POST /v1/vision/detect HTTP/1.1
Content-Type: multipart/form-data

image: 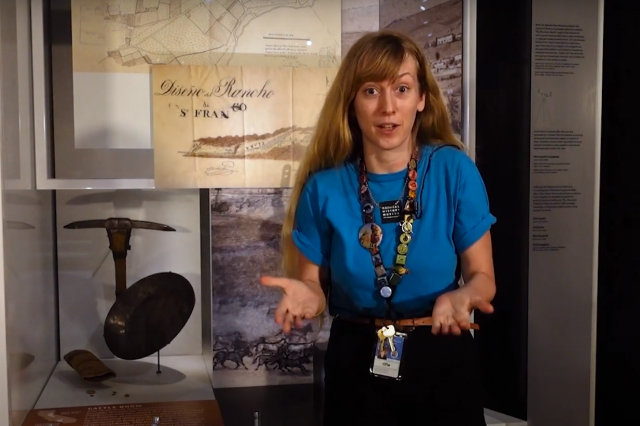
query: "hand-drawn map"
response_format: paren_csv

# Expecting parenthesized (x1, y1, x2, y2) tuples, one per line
(72, 0, 341, 71)
(70, 0, 341, 149)
(151, 64, 338, 188)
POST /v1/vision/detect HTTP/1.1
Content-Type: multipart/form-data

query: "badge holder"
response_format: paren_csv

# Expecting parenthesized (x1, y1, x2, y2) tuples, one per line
(369, 325, 408, 381)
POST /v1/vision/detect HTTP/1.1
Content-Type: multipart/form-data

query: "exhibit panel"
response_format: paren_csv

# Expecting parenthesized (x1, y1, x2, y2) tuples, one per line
(527, 0, 603, 425)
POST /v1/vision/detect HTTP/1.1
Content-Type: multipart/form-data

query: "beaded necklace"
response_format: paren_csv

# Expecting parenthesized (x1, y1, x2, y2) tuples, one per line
(356, 147, 420, 317)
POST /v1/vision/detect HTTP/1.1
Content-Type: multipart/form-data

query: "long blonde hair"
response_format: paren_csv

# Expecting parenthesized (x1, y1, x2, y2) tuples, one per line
(281, 29, 463, 279)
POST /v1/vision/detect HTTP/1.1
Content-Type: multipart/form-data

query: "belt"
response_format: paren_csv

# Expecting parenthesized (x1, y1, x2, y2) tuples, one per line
(341, 315, 480, 330)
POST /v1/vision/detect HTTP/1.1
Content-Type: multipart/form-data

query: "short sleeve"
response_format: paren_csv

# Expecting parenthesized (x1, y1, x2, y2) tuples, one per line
(291, 177, 331, 266)
(452, 156, 497, 253)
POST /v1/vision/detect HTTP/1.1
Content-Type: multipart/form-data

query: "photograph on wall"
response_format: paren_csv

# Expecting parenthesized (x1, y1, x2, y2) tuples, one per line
(380, 0, 464, 137)
(341, 0, 380, 56)
(210, 188, 331, 389)
(69, 0, 342, 150)
(151, 64, 337, 188)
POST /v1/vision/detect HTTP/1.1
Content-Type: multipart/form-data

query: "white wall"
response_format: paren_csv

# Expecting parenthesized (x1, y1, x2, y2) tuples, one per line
(55, 189, 202, 359)
(0, 2, 58, 425)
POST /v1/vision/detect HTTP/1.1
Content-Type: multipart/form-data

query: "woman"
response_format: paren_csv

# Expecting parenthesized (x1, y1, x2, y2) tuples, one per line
(260, 30, 497, 425)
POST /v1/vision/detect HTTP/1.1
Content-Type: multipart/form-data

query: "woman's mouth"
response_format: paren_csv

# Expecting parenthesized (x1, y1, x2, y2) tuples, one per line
(377, 124, 399, 133)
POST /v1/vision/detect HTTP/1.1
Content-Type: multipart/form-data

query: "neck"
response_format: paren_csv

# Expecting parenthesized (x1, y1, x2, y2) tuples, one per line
(362, 141, 415, 174)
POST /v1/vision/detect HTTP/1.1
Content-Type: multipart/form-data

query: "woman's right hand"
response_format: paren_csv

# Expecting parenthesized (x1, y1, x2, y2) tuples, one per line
(260, 276, 324, 333)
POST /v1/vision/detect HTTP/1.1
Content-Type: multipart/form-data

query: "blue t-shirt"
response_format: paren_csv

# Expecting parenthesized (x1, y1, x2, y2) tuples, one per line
(292, 144, 496, 318)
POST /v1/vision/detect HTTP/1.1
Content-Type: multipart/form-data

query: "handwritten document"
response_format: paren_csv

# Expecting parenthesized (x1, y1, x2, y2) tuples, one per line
(70, 0, 341, 149)
(151, 64, 337, 188)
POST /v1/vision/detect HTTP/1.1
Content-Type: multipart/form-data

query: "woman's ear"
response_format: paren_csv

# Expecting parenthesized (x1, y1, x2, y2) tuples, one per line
(417, 92, 427, 112)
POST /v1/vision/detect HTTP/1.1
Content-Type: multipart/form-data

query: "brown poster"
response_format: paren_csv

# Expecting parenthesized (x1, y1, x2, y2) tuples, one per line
(21, 400, 223, 426)
(151, 64, 337, 188)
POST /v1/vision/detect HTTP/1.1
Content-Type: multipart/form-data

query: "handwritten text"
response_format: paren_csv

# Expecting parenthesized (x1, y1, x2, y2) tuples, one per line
(155, 77, 275, 99)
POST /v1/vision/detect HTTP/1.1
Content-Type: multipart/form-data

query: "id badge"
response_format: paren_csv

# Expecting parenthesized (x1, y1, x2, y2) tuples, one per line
(370, 327, 407, 380)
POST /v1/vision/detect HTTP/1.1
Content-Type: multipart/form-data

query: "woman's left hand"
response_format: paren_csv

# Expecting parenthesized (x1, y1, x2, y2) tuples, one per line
(431, 287, 494, 335)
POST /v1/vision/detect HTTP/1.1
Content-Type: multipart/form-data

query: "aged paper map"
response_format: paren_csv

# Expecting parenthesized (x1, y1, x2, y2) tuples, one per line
(70, 0, 341, 149)
(151, 64, 338, 188)
(71, 0, 341, 71)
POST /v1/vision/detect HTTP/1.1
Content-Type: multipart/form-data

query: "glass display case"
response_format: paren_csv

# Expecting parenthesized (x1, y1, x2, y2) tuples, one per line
(0, 0, 532, 425)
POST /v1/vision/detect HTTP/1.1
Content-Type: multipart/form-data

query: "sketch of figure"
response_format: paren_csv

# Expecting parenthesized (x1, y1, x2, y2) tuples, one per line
(534, 88, 554, 128)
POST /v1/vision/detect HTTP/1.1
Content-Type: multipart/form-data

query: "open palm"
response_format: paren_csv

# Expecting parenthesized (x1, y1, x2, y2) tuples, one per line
(260, 276, 323, 333)
(432, 289, 494, 335)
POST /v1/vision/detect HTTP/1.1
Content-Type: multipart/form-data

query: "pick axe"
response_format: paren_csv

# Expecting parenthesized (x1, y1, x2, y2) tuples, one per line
(63, 218, 176, 297)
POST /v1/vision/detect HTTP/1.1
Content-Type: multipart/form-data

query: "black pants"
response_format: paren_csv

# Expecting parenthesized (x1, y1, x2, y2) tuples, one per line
(322, 316, 486, 426)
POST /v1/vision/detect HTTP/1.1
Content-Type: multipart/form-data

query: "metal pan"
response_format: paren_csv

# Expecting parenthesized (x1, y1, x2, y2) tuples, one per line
(103, 271, 196, 360)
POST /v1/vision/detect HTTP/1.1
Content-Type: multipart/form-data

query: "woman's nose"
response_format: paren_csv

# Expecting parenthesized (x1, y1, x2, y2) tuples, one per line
(378, 91, 396, 113)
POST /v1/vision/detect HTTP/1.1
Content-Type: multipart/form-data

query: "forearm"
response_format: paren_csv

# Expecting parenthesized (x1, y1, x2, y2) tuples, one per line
(459, 271, 496, 303)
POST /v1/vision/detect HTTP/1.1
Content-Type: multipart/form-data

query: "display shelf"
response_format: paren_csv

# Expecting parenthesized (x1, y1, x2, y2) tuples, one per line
(484, 409, 528, 426)
(27, 349, 527, 426)
(34, 355, 214, 409)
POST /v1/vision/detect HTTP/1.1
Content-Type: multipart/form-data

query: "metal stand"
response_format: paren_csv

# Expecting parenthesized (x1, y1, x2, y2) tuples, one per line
(156, 351, 161, 374)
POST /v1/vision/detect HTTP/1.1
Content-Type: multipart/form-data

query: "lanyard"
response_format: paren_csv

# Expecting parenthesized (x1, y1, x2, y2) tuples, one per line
(357, 147, 420, 318)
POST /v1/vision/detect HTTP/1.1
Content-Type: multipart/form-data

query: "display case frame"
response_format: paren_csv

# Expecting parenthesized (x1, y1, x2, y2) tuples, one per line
(3, 0, 530, 424)
(462, 0, 477, 158)
(5, 1, 36, 191)
(29, 0, 478, 191)
(30, 0, 155, 190)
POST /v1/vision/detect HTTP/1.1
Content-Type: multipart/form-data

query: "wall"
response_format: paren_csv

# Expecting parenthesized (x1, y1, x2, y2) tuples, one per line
(55, 189, 202, 359)
(527, 0, 602, 424)
(595, 1, 640, 424)
(0, 1, 58, 425)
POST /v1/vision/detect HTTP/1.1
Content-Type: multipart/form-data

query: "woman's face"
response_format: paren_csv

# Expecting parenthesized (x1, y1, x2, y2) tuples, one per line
(353, 55, 426, 154)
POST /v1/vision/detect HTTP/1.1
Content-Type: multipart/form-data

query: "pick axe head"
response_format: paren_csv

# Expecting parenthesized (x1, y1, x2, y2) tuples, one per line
(63, 217, 176, 297)
(64, 218, 176, 232)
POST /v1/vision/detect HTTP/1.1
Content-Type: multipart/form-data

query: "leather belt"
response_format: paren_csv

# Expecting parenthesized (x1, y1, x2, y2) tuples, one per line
(341, 316, 480, 330)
